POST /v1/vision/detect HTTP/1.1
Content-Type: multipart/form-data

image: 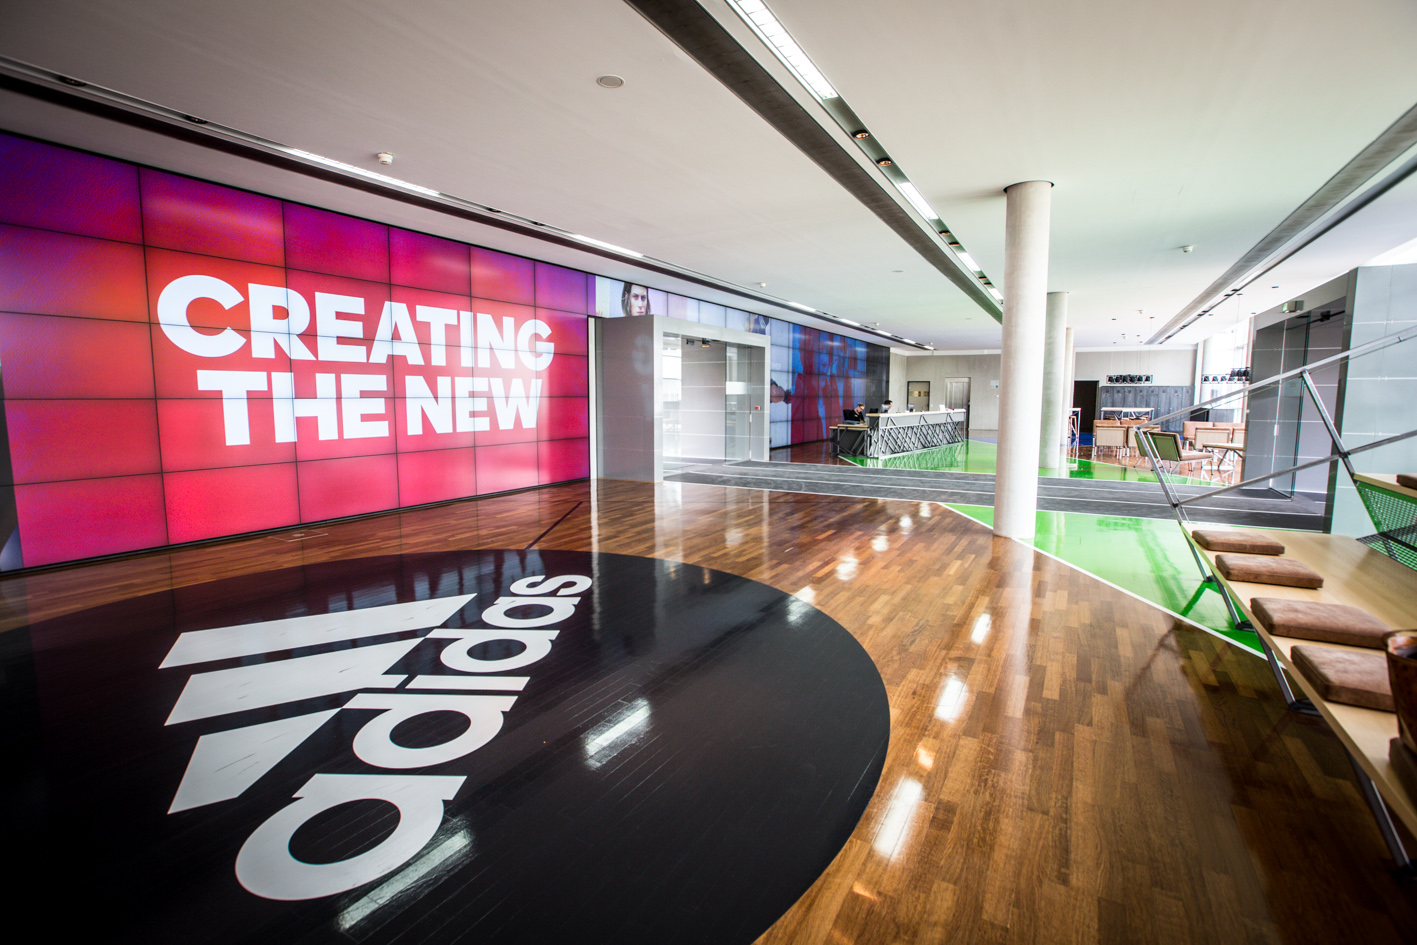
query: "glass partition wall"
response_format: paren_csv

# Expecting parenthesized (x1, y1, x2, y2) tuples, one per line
(661, 334, 763, 463)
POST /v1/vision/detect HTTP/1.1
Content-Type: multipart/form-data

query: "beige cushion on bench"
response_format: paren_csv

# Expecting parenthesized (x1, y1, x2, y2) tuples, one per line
(1398, 473, 1417, 490)
(1215, 553, 1324, 588)
(1250, 597, 1391, 648)
(1191, 529, 1285, 555)
(1292, 645, 1394, 711)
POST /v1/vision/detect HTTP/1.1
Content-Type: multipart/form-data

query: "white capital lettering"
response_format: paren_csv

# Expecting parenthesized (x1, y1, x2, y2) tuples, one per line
(476, 312, 517, 368)
(489, 377, 541, 430)
(272, 372, 338, 442)
(369, 302, 424, 365)
(341, 374, 388, 439)
(517, 319, 554, 370)
(197, 369, 267, 446)
(158, 274, 246, 358)
(315, 293, 367, 362)
(248, 284, 315, 360)
(454, 376, 489, 432)
(458, 311, 474, 368)
(405, 376, 452, 435)
(415, 306, 459, 366)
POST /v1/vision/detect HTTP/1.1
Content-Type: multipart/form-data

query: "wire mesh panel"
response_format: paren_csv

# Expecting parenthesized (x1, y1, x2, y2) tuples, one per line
(1356, 481, 1417, 571)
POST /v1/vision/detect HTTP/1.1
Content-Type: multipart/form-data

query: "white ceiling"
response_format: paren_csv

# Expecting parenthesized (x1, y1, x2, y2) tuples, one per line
(2, 0, 1416, 350)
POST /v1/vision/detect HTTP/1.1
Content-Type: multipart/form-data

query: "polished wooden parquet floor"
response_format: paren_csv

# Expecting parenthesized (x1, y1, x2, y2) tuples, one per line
(4, 478, 1415, 943)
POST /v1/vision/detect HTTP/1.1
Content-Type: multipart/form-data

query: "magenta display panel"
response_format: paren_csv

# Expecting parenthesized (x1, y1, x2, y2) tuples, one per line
(0, 132, 590, 569)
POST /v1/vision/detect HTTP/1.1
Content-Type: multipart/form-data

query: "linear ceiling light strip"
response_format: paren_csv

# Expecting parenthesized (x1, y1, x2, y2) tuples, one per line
(1152, 98, 1417, 344)
(721, 0, 1003, 308)
(0, 57, 924, 350)
(624, 0, 1002, 320)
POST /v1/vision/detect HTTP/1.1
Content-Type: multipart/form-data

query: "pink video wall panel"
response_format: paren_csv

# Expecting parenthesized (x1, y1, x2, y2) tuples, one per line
(0, 133, 590, 569)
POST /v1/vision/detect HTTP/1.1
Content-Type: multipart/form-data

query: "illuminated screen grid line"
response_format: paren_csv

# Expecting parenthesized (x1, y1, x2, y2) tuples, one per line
(0, 133, 592, 568)
(0, 131, 886, 569)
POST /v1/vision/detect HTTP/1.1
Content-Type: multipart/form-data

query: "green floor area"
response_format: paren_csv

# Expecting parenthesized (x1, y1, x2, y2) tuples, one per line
(842, 439, 1214, 486)
(948, 503, 1263, 655)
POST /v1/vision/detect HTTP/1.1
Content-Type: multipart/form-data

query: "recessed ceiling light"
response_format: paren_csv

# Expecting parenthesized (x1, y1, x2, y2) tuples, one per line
(596, 75, 625, 88)
(853, 130, 870, 139)
(876, 157, 893, 167)
(757, 282, 768, 288)
(957, 251, 982, 272)
(726, 0, 839, 99)
(897, 182, 939, 220)
(569, 233, 643, 258)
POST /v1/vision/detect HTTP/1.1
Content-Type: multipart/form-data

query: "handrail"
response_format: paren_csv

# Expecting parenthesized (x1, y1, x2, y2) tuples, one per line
(1129, 326, 1417, 667)
(1146, 324, 1417, 428)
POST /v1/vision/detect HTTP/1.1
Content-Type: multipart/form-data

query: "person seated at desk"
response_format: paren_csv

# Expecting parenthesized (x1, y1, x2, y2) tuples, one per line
(843, 403, 866, 423)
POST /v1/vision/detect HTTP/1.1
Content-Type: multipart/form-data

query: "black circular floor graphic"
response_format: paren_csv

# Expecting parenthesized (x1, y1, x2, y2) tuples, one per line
(0, 550, 889, 945)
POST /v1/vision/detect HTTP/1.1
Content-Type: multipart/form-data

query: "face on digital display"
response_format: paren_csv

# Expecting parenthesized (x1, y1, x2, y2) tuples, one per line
(622, 283, 650, 317)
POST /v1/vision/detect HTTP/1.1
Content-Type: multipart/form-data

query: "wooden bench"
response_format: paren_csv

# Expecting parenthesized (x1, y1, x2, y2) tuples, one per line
(1196, 530, 1417, 864)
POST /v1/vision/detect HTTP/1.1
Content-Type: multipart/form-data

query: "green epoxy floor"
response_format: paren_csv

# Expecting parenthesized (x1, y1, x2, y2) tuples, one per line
(948, 503, 1263, 655)
(843, 439, 1216, 486)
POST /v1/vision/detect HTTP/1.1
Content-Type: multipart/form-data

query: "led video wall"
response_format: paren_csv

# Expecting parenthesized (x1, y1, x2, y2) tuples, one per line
(593, 278, 888, 448)
(0, 132, 589, 569)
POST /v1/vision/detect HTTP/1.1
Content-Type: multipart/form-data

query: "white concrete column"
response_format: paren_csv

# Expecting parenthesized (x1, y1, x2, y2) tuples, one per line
(1063, 326, 1076, 445)
(994, 180, 1053, 542)
(1038, 291, 1069, 469)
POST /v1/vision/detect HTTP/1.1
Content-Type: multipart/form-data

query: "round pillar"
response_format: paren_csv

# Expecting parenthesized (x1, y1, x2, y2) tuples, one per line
(994, 180, 1053, 542)
(1039, 291, 1069, 469)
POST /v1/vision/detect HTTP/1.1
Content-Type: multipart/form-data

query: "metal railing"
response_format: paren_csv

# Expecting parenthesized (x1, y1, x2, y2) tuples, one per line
(1129, 325, 1417, 686)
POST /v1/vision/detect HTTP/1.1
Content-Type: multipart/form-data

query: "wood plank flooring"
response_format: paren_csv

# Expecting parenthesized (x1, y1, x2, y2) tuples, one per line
(2, 477, 1415, 943)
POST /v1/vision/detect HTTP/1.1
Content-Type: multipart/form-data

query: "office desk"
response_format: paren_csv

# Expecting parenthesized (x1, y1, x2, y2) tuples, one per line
(837, 409, 965, 458)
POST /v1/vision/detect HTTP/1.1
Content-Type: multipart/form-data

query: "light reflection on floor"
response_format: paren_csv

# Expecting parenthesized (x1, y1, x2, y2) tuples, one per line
(947, 503, 1263, 655)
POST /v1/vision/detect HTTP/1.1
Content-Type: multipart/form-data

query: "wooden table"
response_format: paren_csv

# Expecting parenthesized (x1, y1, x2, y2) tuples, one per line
(1198, 531, 1417, 845)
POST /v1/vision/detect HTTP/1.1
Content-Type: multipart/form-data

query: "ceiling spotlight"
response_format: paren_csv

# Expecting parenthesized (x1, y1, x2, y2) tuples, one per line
(376, 151, 394, 166)
(757, 282, 768, 288)
(1181, 244, 1195, 253)
(596, 75, 625, 88)
(853, 130, 871, 139)
(876, 157, 893, 167)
